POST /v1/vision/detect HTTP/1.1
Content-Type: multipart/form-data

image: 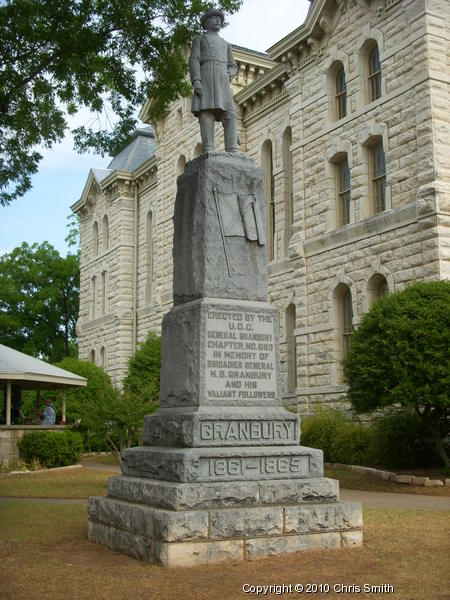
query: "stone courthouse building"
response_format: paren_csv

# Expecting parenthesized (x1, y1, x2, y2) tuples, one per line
(72, 0, 449, 414)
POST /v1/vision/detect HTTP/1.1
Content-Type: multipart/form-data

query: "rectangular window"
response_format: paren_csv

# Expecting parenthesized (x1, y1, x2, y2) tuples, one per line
(337, 159, 351, 226)
(371, 142, 386, 213)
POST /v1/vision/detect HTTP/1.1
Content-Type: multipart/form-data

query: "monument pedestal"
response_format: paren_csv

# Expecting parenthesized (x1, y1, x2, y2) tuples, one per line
(88, 153, 362, 565)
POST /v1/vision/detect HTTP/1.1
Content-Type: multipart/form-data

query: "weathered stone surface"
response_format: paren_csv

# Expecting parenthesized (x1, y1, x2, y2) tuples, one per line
(341, 530, 364, 548)
(109, 526, 151, 561)
(143, 506, 209, 542)
(209, 506, 283, 539)
(88, 520, 110, 546)
(173, 153, 267, 305)
(154, 539, 244, 567)
(121, 445, 323, 482)
(143, 407, 300, 447)
(259, 478, 339, 505)
(158, 298, 282, 410)
(284, 502, 362, 534)
(245, 532, 342, 559)
(96, 497, 132, 530)
(108, 476, 260, 510)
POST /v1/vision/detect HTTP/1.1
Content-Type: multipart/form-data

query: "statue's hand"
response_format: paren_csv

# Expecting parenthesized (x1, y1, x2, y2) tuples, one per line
(193, 81, 203, 96)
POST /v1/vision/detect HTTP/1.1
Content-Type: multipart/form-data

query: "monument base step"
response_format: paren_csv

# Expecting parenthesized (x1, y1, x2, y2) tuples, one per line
(121, 444, 323, 482)
(88, 493, 362, 566)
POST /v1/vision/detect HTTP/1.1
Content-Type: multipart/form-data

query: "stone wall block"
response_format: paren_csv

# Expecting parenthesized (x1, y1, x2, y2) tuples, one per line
(245, 531, 342, 559)
(109, 526, 151, 561)
(88, 520, 110, 546)
(209, 506, 283, 539)
(143, 507, 209, 542)
(96, 497, 132, 530)
(259, 478, 339, 505)
(154, 539, 244, 567)
(284, 502, 362, 534)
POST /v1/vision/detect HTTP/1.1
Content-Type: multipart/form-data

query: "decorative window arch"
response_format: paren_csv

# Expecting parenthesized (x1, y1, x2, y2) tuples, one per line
(91, 275, 97, 319)
(89, 349, 95, 364)
(193, 143, 203, 158)
(261, 139, 275, 261)
(92, 221, 99, 257)
(367, 43, 382, 102)
(335, 283, 353, 361)
(282, 126, 293, 255)
(102, 215, 109, 251)
(367, 273, 388, 309)
(101, 270, 107, 315)
(99, 346, 106, 369)
(176, 155, 186, 177)
(145, 210, 153, 305)
(286, 303, 297, 393)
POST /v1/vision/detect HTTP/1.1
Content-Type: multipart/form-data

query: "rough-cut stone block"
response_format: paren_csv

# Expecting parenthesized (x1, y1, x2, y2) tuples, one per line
(158, 298, 282, 410)
(96, 497, 132, 530)
(284, 502, 362, 534)
(88, 520, 110, 546)
(154, 539, 244, 567)
(121, 445, 323, 482)
(143, 406, 299, 447)
(173, 153, 267, 305)
(108, 476, 260, 510)
(341, 530, 363, 548)
(259, 478, 339, 505)
(245, 532, 342, 559)
(210, 506, 283, 539)
(109, 526, 151, 561)
(144, 506, 209, 542)
(411, 476, 429, 486)
(396, 475, 413, 484)
(424, 479, 444, 487)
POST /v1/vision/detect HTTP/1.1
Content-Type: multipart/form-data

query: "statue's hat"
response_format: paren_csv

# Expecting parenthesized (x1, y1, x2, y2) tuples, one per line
(200, 8, 225, 29)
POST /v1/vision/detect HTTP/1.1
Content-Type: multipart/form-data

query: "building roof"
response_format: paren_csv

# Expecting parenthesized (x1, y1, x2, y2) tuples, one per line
(0, 344, 87, 390)
(107, 126, 156, 173)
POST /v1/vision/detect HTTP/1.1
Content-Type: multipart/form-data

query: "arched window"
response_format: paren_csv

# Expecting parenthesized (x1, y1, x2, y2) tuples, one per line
(282, 127, 293, 255)
(100, 346, 106, 369)
(92, 221, 98, 257)
(367, 273, 388, 308)
(368, 44, 381, 102)
(101, 270, 107, 315)
(193, 143, 203, 158)
(336, 155, 351, 226)
(262, 140, 275, 261)
(176, 155, 186, 177)
(335, 284, 353, 361)
(335, 65, 347, 119)
(145, 211, 153, 305)
(89, 349, 95, 364)
(91, 275, 97, 319)
(102, 215, 109, 251)
(370, 139, 386, 214)
(286, 304, 297, 393)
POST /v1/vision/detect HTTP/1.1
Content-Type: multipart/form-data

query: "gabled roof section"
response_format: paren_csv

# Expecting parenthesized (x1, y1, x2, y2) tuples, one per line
(0, 344, 87, 389)
(107, 126, 155, 173)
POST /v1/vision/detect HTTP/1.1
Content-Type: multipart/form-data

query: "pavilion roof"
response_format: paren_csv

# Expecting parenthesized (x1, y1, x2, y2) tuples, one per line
(0, 344, 87, 390)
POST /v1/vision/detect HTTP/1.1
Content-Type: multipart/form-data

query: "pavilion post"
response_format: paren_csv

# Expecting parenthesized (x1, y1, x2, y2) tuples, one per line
(61, 389, 66, 424)
(6, 380, 11, 426)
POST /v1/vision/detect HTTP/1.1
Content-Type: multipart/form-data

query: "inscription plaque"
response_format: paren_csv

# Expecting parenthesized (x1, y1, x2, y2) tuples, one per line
(205, 307, 277, 403)
(202, 454, 311, 481)
(199, 420, 297, 444)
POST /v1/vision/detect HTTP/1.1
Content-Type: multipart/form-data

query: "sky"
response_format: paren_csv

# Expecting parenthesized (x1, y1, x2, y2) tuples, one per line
(0, 0, 311, 257)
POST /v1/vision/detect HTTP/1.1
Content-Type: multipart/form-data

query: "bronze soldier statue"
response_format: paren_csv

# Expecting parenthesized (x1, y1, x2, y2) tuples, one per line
(188, 8, 238, 153)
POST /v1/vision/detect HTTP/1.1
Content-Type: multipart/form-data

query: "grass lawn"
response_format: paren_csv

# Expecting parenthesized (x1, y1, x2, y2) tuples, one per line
(0, 467, 117, 498)
(81, 453, 119, 466)
(0, 502, 449, 599)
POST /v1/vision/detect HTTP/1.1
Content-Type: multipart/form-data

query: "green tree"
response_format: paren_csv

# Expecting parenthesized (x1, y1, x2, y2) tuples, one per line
(0, 241, 79, 361)
(52, 357, 120, 452)
(0, 0, 243, 205)
(343, 280, 450, 467)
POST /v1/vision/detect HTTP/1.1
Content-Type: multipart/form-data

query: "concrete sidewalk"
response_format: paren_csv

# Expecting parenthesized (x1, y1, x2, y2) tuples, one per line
(340, 488, 450, 511)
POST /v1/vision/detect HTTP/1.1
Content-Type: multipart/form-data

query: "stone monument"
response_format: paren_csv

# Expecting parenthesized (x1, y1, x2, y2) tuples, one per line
(87, 9, 362, 567)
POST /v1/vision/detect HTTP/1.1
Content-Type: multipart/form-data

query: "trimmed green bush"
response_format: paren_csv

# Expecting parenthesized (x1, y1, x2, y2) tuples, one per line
(371, 409, 442, 469)
(300, 408, 350, 463)
(18, 430, 83, 468)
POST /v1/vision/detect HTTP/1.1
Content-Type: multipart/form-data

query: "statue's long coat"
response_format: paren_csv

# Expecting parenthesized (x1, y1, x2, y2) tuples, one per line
(189, 33, 238, 121)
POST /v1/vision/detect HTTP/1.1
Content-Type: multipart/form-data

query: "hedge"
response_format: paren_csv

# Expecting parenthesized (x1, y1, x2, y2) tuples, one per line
(18, 430, 83, 468)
